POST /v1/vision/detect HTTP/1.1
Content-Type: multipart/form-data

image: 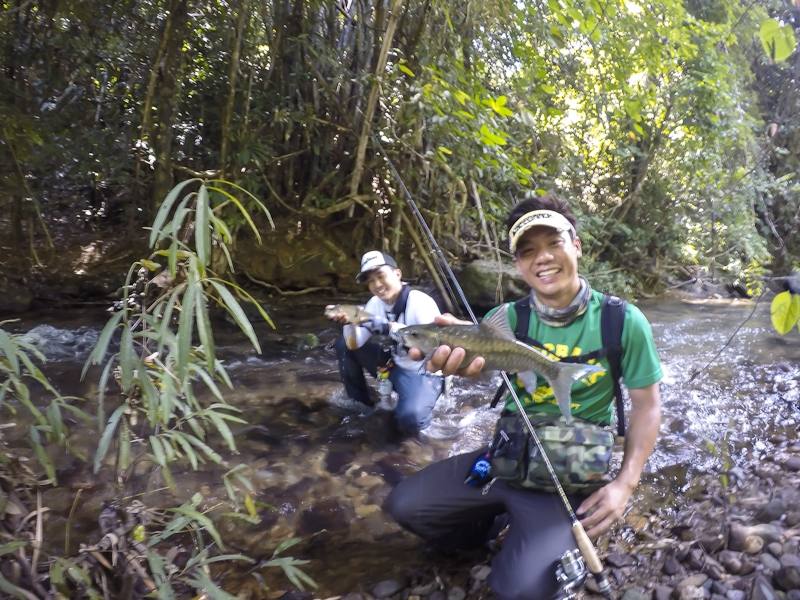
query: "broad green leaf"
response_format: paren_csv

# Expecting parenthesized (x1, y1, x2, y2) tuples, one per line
(479, 124, 507, 146)
(771, 291, 800, 335)
(759, 18, 797, 63)
(94, 404, 126, 473)
(170, 432, 199, 469)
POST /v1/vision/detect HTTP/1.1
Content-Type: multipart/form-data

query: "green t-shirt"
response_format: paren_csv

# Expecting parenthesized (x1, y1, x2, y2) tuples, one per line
(491, 289, 662, 425)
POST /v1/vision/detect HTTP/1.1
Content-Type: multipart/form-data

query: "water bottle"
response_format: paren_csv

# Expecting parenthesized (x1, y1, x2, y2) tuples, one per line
(377, 368, 392, 404)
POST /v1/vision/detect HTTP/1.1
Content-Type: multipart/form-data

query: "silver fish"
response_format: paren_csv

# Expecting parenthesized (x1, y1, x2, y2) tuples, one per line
(397, 305, 604, 422)
(324, 304, 375, 324)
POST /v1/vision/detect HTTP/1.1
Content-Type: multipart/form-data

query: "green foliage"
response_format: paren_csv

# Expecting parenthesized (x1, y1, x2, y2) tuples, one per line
(0, 324, 89, 481)
(759, 18, 798, 63)
(771, 290, 800, 335)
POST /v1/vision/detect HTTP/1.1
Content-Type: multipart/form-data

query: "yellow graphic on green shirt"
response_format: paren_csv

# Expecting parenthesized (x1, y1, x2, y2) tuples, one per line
(515, 342, 606, 410)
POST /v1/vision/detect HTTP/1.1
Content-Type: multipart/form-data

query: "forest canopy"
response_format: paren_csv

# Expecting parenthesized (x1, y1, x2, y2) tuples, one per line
(1, 0, 799, 297)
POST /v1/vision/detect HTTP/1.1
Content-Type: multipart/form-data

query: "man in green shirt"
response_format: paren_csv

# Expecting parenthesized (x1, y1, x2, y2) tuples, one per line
(386, 194, 662, 599)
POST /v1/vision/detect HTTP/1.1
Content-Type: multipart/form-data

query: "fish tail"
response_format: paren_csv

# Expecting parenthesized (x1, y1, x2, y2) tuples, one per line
(549, 362, 604, 423)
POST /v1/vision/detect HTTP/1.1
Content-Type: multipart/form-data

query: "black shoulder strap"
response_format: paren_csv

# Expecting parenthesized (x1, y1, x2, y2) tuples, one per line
(601, 294, 627, 437)
(389, 284, 412, 323)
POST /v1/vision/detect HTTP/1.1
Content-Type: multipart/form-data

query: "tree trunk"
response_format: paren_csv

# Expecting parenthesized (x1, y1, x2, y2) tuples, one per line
(150, 0, 191, 214)
(220, 0, 250, 177)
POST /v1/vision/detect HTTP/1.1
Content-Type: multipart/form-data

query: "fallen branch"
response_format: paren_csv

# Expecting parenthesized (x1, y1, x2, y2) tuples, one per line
(243, 271, 335, 296)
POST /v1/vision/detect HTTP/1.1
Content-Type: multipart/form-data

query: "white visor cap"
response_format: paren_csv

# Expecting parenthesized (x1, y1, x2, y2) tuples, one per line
(508, 210, 575, 254)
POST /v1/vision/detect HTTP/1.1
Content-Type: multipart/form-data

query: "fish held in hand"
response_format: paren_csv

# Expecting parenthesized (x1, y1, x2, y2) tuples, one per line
(397, 305, 604, 423)
(324, 304, 375, 324)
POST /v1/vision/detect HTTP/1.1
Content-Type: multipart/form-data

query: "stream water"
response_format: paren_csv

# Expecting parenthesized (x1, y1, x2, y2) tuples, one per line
(6, 294, 799, 596)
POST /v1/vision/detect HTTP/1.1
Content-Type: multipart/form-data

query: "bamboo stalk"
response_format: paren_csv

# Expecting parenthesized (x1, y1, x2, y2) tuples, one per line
(348, 0, 404, 211)
(401, 209, 454, 313)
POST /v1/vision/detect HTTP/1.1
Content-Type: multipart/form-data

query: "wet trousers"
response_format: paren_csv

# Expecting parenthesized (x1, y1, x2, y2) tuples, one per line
(385, 449, 585, 600)
(334, 336, 443, 434)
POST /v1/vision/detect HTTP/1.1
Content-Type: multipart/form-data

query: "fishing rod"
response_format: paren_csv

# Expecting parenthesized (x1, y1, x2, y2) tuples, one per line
(372, 135, 612, 598)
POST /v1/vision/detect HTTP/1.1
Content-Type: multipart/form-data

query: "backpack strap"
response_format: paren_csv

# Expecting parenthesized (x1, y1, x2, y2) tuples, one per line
(388, 284, 412, 323)
(601, 294, 627, 437)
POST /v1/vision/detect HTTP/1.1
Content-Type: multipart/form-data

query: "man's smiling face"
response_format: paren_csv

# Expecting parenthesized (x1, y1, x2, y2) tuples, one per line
(365, 266, 403, 304)
(514, 226, 582, 309)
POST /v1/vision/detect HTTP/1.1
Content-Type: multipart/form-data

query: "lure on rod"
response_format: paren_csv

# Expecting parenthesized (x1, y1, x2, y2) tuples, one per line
(372, 134, 613, 598)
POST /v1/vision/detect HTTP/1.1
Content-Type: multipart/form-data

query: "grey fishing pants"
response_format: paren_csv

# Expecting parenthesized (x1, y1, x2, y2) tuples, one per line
(385, 449, 586, 600)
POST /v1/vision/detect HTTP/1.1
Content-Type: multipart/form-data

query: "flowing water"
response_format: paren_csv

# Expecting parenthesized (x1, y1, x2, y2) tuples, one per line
(6, 295, 800, 595)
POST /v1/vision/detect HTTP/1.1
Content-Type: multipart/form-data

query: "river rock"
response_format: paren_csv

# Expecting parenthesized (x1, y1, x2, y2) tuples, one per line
(678, 574, 709, 590)
(620, 587, 650, 600)
(372, 579, 404, 598)
(768, 543, 784, 557)
(607, 551, 637, 568)
(725, 592, 746, 600)
(761, 553, 781, 572)
(470, 565, 491, 581)
(781, 554, 800, 568)
(447, 586, 466, 600)
(757, 500, 787, 523)
(664, 555, 683, 575)
(782, 456, 800, 472)
(719, 550, 745, 575)
(653, 585, 673, 600)
(774, 566, 800, 591)
(751, 575, 779, 600)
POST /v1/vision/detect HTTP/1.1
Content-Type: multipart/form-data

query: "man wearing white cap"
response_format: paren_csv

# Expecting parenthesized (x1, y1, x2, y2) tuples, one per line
(329, 250, 444, 435)
(386, 194, 662, 599)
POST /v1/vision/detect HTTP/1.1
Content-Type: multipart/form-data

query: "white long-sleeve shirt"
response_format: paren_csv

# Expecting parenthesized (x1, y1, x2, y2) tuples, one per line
(343, 287, 441, 371)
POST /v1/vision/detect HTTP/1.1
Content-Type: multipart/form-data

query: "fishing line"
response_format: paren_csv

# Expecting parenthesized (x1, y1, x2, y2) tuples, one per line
(372, 135, 612, 597)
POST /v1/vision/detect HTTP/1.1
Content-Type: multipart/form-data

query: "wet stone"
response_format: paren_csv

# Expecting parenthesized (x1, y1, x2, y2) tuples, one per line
(718, 550, 744, 575)
(607, 551, 636, 568)
(725, 591, 746, 600)
(429, 592, 447, 600)
(761, 553, 781, 572)
(677, 586, 705, 600)
(664, 555, 683, 575)
(447, 586, 466, 600)
(780, 554, 800, 569)
(757, 500, 787, 523)
(620, 587, 650, 600)
(654, 585, 674, 600)
(783, 456, 800, 472)
(470, 565, 491, 581)
(678, 574, 709, 589)
(768, 542, 784, 557)
(774, 566, 800, 591)
(751, 575, 779, 600)
(710, 581, 729, 595)
(297, 498, 354, 535)
(372, 579, 404, 598)
(787, 592, 800, 600)
(278, 592, 313, 600)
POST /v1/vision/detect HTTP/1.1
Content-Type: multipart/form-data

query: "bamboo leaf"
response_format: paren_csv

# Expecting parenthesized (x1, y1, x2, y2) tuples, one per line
(0, 330, 20, 375)
(771, 290, 800, 335)
(177, 283, 197, 378)
(188, 571, 237, 600)
(208, 281, 261, 352)
(186, 434, 223, 464)
(194, 293, 215, 372)
(149, 435, 167, 467)
(30, 427, 56, 482)
(195, 183, 211, 268)
(174, 506, 225, 550)
(170, 432, 199, 470)
(83, 311, 123, 378)
(207, 410, 236, 452)
(94, 404, 126, 473)
(149, 179, 199, 247)
(146, 550, 176, 600)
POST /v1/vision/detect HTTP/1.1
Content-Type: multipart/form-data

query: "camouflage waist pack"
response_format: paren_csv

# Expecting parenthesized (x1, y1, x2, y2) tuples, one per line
(489, 413, 614, 494)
